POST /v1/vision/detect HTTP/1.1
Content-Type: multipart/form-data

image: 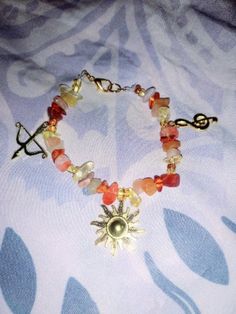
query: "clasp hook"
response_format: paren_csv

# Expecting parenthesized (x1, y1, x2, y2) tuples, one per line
(94, 78, 112, 92)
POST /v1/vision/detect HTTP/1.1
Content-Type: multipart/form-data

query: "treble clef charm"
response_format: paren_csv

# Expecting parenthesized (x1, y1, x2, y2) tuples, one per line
(174, 113, 218, 130)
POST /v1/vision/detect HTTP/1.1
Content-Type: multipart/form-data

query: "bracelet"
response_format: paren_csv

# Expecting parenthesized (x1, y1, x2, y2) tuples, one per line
(12, 69, 218, 255)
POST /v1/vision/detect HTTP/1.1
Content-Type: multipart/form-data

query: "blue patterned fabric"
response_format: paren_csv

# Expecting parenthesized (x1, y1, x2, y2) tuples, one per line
(0, 1, 235, 313)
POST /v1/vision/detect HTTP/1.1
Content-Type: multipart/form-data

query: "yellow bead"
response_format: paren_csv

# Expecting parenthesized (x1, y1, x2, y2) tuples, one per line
(61, 92, 78, 107)
(117, 188, 130, 201)
(67, 164, 78, 173)
(158, 106, 170, 123)
(47, 125, 57, 133)
(43, 130, 57, 139)
(60, 84, 82, 107)
(138, 88, 146, 97)
(129, 188, 142, 207)
(72, 161, 94, 183)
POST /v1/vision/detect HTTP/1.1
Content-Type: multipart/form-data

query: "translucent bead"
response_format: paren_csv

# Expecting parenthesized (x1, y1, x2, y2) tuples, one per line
(142, 177, 157, 196)
(96, 180, 109, 193)
(48, 102, 66, 121)
(129, 188, 142, 207)
(151, 103, 159, 117)
(53, 96, 69, 111)
(153, 175, 163, 192)
(160, 126, 179, 143)
(149, 92, 160, 109)
(55, 154, 72, 172)
(157, 106, 170, 122)
(60, 84, 82, 107)
(78, 172, 94, 188)
(156, 97, 170, 107)
(142, 87, 156, 102)
(51, 149, 65, 162)
(83, 178, 102, 195)
(162, 140, 181, 152)
(161, 173, 180, 187)
(43, 130, 58, 139)
(165, 148, 182, 163)
(72, 161, 94, 183)
(45, 137, 64, 153)
(102, 182, 119, 205)
(132, 179, 143, 194)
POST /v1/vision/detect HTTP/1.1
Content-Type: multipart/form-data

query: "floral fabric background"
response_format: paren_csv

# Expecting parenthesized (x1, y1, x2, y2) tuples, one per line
(0, 0, 235, 313)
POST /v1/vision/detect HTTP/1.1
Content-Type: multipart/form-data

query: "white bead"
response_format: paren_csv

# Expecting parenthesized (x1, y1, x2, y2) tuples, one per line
(165, 148, 182, 163)
(142, 87, 156, 102)
(73, 161, 94, 183)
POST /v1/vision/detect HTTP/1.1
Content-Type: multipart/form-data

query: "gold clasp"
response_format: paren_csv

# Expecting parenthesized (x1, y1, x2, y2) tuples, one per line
(94, 78, 112, 92)
(80, 70, 126, 93)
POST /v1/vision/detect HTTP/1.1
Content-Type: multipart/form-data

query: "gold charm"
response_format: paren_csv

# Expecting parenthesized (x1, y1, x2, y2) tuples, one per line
(174, 113, 218, 130)
(91, 201, 144, 255)
(12, 121, 48, 159)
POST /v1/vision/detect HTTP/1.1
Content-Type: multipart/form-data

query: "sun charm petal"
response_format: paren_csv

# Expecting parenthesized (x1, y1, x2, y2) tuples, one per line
(91, 201, 144, 255)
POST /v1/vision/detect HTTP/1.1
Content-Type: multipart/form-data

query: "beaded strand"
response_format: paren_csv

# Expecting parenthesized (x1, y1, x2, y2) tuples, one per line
(42, 75, 182, 209)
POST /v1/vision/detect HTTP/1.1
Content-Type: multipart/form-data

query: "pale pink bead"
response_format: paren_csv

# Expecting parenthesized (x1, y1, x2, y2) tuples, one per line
(53, 95, 69, 111)
(165, 148, 182, 164)
(45, 136, 60, 148)
(45, 137, 64, 153)
(132, 179, 143, 194)
(55, 154, 72, 172)
(78, 172, 94, 188)
(166, 148, 181, 158)
(151, 103, 159, 117)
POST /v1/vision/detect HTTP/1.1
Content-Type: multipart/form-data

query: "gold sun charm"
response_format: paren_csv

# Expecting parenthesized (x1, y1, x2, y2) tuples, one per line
(90, 201, 144, 255)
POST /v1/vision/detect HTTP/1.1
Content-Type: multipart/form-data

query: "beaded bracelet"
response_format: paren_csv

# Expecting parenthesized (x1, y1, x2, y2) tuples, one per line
(12, 69, 218, 255)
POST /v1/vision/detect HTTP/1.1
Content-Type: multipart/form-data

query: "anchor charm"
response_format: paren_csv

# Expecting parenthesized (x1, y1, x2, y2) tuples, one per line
(12, 121, 48, 159)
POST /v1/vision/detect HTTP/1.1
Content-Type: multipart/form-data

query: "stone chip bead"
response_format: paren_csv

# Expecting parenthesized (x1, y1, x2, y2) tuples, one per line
(51, 149, 65, 162)
(165, 148, 182, 164)
(162, 140, 181, 152)
(142, 177, 157, 196)
(72, 161, 94, 183)
(149, 92, 160, 109)
(97, 180, 109, 193)
(55, 154, 72, 172)
(157, 98, 170, 107)
(102, 182, 119, 205)
(60, 84, 83, 107)
(53, 95, 69, 112)
(83, 178, 102, 195)
(44, 136, 64, 153)
(132, 179, 143, 194)
(129, 188, 142, 207)
(78, 172, 94, 188)
(161, 173, 180, 187)
(160, 125, 179, 143)
(43, 130, 58, 139)
(157, 106, 170, 123)
(153, 175, 163, 192)
(48, 102, 66, 121)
